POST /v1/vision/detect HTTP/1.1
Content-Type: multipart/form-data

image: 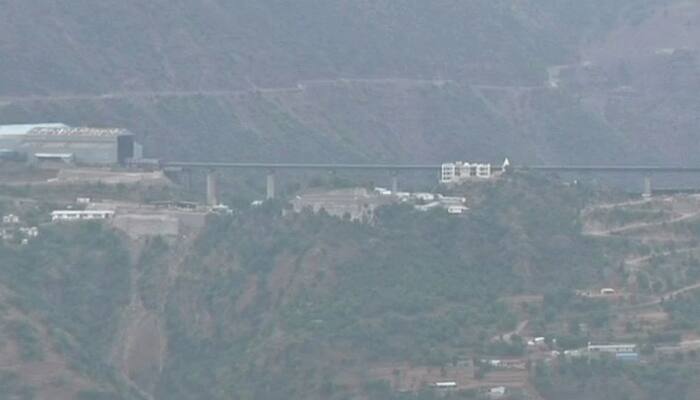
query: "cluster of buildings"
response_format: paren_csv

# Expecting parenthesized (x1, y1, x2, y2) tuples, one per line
(0, 214, 39, 245)
(440, 158, 510, 185)
(291, 188, 395, 222)
(480, 358, 527, 370)
(0, 123, 142, 165)
(411, 193, 468, 214)
(524, 334, 641, 364)
(576, 288, 619, 297)
(47, 197, 211, 239)
(432, 381, 508, 398)
(290, 187, 469, 222)
(547, 343, 639, 363)
(587, 343, 639, 362)
(49, 197, 116, 223)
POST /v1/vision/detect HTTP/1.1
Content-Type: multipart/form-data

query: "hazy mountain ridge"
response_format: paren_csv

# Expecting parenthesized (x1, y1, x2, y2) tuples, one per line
(0, 1, 563, 95)
(0, 1, 692, 165)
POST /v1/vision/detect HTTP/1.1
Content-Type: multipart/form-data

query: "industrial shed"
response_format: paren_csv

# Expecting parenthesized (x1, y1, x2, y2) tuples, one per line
(0, 123, 68, 149)
(0, 123, 138, 165)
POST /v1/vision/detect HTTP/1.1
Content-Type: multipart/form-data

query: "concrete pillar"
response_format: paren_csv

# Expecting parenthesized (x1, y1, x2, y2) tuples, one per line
(643, 176, 652, 198)
(206, 169, 219, 206)
(391, 172, 399, 194)
(266, 170, 276, 200)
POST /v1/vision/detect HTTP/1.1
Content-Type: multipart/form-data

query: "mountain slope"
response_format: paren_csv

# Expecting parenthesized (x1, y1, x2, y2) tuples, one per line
(0, 1, 565, 95)
(0, 0, 679, 166)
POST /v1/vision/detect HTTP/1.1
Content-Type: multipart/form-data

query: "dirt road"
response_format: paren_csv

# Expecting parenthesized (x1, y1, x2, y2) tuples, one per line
(492, 320, 529, 342)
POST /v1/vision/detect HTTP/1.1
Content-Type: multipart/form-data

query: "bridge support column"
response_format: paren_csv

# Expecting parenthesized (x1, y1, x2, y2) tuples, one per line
(643, 176, 652, 198)
(186, 168, 193, 192)
(266, 170, 276, 200)
(206, 169, 219, 206)
(391, 172, 399, 194)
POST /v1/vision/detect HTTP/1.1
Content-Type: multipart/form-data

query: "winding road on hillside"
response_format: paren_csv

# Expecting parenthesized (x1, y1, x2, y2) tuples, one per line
(619, 281, 700, 311)
(0, 78, 551, 105)
(491, 320, 529, 343)
(626, 246, 700, 268)
(581, 198, 654, 215)
(583, 210, 700, 237)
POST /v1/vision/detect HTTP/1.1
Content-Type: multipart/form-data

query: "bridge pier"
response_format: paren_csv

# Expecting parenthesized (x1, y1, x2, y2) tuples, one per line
(266, 170, 276, 200)
(206, 169, 219, 206)
(391, 171, 399, 194)
(643, 176, 652, 198)
(186, 168, 193, 192)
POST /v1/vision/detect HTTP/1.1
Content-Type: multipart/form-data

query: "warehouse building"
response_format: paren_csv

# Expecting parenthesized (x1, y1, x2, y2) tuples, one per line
(0, 123, 141, 165)
(0, 123, 68, 149)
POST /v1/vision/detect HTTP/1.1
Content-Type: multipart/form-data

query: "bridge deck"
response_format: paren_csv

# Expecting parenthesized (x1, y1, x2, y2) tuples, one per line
(163, 161, 700, 174)
(164, 162, 441, 171)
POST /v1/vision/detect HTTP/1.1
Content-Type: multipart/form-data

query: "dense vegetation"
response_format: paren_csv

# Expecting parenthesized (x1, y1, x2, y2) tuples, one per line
(0, 222, 134, 398)
(151, 175, 609, 399)
(536, 357, 699, 400)
(0, 173, 698, 399)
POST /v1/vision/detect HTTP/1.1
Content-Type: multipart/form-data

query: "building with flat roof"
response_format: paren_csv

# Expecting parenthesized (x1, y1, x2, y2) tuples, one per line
(441, 161, 493, 184)
(51, 210, 115, 222)
(0, 123, 138, 165)
(291, 188, 396, 221)
(588, 343, 637, 353)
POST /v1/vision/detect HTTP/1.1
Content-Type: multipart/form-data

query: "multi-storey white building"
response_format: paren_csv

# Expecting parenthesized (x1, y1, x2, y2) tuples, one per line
(440, 158, 510, 184)
(2, 214, 20, 224)
(441, 162, 493, 183)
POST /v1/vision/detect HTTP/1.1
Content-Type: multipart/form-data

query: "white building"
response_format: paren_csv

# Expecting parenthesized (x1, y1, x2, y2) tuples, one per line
(373, 187, 392, 196)
(475, 164, 492, 178)
(19, 227, 39, 237)
(587, 343, 637, 353)
(415, 202, 440, 212)
(2, 214, 20, 224)
(434, 382, 457, 389)
(0, 229, 12, 240)
(51, 210, 115, 222)
(441, 163, 457, 183)
(441, 161, 494, 184)
(413, 192, 436, 202)
(437, 195, 467, 205)
(488, 386, 507, 398)
(447, 205, 469, 214)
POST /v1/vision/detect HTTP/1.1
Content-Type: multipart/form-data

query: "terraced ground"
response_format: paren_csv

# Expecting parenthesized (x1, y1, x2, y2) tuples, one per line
(580, 195, 700, 328)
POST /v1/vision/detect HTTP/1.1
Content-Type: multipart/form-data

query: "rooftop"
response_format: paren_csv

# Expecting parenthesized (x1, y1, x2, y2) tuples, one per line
(51, 210, 115, 215)
(0, 123, 68, 136)
(34, 153, 74, 158)
(27, 127, 132, 138)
